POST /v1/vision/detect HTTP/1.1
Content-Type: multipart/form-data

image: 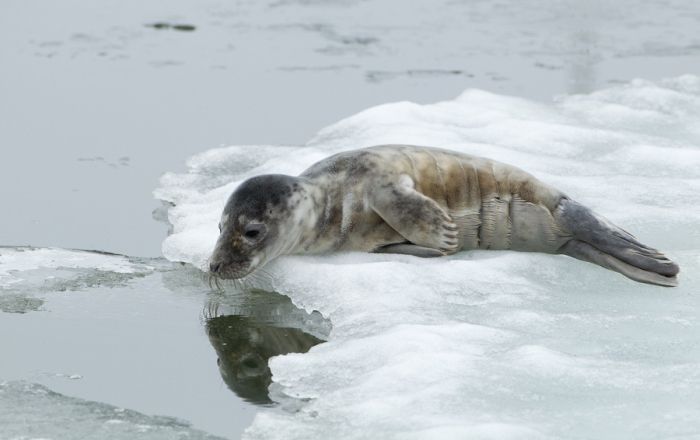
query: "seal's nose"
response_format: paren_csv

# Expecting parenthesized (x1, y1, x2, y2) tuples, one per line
(210, 262, 222, 273)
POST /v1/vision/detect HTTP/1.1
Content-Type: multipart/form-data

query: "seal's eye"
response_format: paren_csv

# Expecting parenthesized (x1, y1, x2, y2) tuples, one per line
(243, 223, 266, 241)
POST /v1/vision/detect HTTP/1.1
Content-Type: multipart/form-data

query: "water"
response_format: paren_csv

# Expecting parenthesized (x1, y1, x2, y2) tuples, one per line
(0, 381, 227, 440)
(0, 247, 329, 439)
(2, 0, 699, 256)
(1, 0, 700, 438)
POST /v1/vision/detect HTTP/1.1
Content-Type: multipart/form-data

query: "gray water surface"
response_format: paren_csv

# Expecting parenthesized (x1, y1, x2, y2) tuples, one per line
(0, 249, 329, 439)
(1, 0, 699, 257)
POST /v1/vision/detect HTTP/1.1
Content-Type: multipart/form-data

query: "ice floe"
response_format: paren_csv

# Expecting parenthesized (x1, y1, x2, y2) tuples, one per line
(0, 381, 226, 440)
(0, 247, 156, 313)
(155, 77, 700, 439)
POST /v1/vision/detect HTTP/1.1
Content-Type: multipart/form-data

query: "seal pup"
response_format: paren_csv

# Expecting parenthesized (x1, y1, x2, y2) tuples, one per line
(209, 145, 679, 287)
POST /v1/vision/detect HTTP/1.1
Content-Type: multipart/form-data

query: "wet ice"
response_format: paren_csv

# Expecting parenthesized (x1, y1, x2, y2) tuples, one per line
(0, 247, 156, 314)
(0, 381, 226, 440)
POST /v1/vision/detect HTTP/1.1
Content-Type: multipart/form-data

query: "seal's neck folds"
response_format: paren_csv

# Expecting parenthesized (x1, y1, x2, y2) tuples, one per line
(284, 178, 332, 254)
(276, 179, 327, 256)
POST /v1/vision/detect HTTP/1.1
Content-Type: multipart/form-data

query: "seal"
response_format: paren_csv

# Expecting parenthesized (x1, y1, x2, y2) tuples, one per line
(209, 145, 680, 286)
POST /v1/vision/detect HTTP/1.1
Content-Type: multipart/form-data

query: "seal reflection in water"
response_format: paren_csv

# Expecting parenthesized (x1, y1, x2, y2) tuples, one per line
(206, 315, 323, 404)
(209, 145, 680, 287)
(205, 291, 328, 404)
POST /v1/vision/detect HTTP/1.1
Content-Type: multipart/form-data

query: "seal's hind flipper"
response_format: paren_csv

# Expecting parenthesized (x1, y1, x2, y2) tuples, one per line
(555, 198, 679, 286)
(560, 240, 678, 287)
(369, 175, 459, 253)
(373, 243, 446, 258)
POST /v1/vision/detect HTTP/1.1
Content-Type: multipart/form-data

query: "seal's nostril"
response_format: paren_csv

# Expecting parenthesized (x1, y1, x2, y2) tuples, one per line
(210, 262, 221, 273)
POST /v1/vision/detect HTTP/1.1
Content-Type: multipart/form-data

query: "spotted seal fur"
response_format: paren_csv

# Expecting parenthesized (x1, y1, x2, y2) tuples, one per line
(209, 145, 679, 286)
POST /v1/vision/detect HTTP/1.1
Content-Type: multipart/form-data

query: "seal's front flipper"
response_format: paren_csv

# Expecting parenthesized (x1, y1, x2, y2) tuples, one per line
(369, 176, 459, 253)
(560, 240, 678, 287)
(373, 243, 446, 258)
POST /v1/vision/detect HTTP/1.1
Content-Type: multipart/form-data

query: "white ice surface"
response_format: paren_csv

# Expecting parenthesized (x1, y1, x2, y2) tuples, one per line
(155, 77, 700, 439)
(0, 247, 152, 287)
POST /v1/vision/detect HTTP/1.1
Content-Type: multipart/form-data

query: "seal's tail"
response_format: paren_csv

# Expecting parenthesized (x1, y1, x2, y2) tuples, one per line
(555, 198, 679, 287)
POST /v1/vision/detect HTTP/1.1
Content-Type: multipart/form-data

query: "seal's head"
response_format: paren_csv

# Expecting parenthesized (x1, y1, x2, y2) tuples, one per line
(209, 174, 313, 279)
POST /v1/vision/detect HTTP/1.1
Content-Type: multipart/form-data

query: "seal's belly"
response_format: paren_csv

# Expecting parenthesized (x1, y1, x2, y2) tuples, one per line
(448, 194, 569, 253)
(398, 148, 570, 253)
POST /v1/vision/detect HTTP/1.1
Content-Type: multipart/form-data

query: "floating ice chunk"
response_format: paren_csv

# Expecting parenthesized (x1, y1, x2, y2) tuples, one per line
(0, 294, 44, 314)
(50, 372, 84, 381)
(0, 381, 225, 440)
(155, 77, 700, 439)
(0, 247, 155, 288)
(0, 247, 152, 284)
(0, 247, 157, 313)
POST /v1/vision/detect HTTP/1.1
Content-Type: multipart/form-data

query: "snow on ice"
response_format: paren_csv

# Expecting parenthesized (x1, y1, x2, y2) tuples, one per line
(156, 77, 700, 439)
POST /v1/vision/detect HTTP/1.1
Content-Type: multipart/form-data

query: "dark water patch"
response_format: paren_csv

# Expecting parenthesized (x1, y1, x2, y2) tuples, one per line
(145, 22, 197, 32)
(173, 24, 197, 32)
(272, 22, 378, 55)
(148, 22, 171, 30)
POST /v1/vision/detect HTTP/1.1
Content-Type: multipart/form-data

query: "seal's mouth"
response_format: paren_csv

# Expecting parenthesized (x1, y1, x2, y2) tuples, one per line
(210, 264, 253, 280)
(209, 254, 263, 281)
